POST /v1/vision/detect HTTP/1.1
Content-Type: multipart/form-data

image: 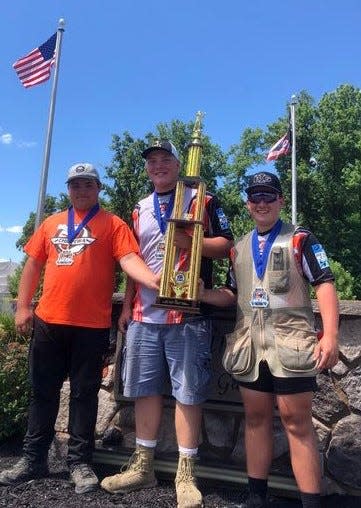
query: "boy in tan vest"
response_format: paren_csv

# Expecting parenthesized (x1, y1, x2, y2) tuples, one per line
(200, 171, 339, 508)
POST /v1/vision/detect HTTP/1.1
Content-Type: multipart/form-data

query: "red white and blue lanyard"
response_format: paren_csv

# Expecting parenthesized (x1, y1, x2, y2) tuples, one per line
(67, 204, 99, 244)
(153, 190, 175, 235)
(252, 219, 282, 279)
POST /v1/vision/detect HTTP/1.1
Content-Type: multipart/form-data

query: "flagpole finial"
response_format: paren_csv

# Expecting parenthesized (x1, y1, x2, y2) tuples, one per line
(58, 18, 65, 30)
(290, 94, 297, 104)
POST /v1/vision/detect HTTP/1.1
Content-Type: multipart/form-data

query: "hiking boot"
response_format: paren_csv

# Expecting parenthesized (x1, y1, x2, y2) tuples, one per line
(175, 454, 203, 508)
(70, 463, 99, 494)
(236, 493, 269, 508)
(0, 457, 49, 486)
(100, 445, 157, 494)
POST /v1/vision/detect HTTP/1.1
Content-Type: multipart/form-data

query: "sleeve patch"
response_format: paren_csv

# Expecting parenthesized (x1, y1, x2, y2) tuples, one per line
(312, 244, 330, 269)
(215, 208, 229, 230)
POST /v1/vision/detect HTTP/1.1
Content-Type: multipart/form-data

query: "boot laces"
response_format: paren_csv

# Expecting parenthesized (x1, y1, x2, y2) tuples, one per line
(122, 449, 147, 473)
(74, 463, 95, 478)
(176, 457, 196, 484)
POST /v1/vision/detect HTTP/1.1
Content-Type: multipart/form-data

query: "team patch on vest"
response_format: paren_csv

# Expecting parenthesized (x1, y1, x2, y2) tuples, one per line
(216, 208, 229, 230)
(250, 287, 269, 308)
(312, 244, 329, 269)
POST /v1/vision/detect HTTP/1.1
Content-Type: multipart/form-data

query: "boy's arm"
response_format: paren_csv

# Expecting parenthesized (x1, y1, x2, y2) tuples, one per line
(199, 281, 236, 307)
(174, 194, 233, 259)
(313, 281, 339, 370)
(174, 230, 233, 259)
(15, 256, 44, 334)
(119, 252, 159, 291)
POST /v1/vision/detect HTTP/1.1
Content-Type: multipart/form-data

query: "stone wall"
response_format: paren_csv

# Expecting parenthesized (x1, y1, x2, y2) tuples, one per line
(55, 299, 361, 495)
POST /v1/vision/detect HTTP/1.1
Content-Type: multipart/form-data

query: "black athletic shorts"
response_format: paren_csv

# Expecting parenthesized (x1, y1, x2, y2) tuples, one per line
(237, 360, 318, 395)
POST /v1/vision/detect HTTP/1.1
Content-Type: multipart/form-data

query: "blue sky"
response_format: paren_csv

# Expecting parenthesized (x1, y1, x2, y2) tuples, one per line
(1, 0, 361, 262)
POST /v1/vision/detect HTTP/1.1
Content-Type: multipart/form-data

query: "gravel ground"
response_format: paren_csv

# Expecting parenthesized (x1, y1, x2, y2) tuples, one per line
(0, 437, 359, 507)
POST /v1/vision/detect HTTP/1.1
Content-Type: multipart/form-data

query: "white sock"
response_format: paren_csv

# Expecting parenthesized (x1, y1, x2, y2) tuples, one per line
(136, 438, 157, 448)
(178, 446, 198, 457)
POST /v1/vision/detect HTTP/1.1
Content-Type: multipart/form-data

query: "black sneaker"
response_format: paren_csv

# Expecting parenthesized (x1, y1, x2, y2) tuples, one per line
(236, 493, 269, 508)
(70, 463, 99, 494)
(0, 457, 49, 486)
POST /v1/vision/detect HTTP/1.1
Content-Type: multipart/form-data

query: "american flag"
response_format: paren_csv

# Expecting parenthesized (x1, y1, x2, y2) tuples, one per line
(13, 33, 56, 88)
(266, 130, 291, 161)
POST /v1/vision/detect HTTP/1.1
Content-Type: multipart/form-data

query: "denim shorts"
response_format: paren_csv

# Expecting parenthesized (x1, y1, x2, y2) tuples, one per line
(122, 318, 212, 404)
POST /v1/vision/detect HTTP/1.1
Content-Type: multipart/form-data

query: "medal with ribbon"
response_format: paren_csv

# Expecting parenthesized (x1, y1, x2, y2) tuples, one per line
(250, 219, 282, 308)
(67, 203, 100, 244)
(153, 190, 175, 235)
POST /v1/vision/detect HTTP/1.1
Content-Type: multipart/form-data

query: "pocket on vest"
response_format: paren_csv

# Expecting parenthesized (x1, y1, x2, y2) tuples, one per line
(269, 247, 290, 294)
(222, 327, 254, 376)
(274, 324, 317, 372)
(268, 270, 290, 294)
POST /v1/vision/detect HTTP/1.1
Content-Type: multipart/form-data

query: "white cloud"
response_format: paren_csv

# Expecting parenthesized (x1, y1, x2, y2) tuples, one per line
(0, 126, 36, 148)
(6, 226, 23, 234)
(0, 225, 23, 234)
(1, 133, 13, 144)
(17, 140, 37, 148)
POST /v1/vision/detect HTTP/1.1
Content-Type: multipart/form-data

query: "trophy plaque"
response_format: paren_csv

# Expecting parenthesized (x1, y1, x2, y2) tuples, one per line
(153, 111, 206, 313)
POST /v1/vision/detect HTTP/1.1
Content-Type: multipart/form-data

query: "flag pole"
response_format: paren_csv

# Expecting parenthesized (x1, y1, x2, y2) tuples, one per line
(290, 94, 297, 225)
(35, 18, 65, 230)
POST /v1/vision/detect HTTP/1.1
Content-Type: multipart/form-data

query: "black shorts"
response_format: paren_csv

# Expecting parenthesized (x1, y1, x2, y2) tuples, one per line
(237, 361, 318, 395)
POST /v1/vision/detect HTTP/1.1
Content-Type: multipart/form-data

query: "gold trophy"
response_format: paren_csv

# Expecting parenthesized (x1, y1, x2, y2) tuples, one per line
(154, 111, 206, 313)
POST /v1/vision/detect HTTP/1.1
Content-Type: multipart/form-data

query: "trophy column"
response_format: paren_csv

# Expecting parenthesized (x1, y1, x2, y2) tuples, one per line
(154, 111, 206, 313)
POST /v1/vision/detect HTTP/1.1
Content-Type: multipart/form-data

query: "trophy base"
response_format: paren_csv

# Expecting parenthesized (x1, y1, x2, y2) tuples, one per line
(153, 296, 200, 314)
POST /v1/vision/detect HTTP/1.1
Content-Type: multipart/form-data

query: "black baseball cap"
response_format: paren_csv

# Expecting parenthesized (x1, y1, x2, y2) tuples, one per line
(142, 139, 179, 161)
(245, 171, 282, 195)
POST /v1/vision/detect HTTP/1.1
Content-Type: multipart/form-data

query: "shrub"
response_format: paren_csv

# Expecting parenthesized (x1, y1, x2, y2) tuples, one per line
(0, 312, 30, 441)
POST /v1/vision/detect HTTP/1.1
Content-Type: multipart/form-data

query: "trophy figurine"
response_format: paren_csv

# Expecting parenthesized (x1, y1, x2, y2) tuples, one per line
(154, 111, 206, 313)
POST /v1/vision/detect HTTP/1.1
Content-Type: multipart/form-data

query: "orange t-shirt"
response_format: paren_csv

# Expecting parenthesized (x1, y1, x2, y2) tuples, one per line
(25, 208, 139, 328)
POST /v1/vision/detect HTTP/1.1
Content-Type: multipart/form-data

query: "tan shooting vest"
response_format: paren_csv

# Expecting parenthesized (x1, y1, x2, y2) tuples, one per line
(223, 222, 318, 380)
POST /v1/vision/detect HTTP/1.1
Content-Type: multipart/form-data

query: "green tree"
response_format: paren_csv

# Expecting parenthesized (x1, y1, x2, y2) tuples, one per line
(266, 85, 361, 298)
(329, 259, 356, 300)
(222, 127, 265, 238)
(102, 132, 153, 225)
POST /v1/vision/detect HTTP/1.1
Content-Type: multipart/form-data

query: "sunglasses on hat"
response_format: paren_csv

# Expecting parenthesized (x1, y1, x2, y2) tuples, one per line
(247, 192, 279, 204)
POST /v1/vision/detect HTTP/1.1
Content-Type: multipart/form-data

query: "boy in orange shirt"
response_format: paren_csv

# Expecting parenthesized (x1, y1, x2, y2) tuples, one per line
(0, 163, 159, 494)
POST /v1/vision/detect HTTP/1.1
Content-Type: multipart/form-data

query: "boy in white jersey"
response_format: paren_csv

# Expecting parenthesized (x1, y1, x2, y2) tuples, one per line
(199, 171, 339, 508)
(101, 140, 233, 507)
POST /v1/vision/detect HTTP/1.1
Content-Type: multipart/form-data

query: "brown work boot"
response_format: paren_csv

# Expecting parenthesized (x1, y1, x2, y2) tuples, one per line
(100, 445, 157, 494)
(175, 454, 203, 508)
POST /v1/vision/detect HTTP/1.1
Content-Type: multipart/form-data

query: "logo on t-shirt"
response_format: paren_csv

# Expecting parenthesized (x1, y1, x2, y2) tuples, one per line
(51, 224, 96, 265)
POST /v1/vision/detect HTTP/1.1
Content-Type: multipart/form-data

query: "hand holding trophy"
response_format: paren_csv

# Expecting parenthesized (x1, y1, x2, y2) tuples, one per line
(154, 111, 206, 313)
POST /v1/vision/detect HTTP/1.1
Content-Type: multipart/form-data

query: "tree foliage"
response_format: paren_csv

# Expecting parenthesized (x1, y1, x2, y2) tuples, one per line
(329, 259, 356, 300)
(268, 84, 361, 297)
